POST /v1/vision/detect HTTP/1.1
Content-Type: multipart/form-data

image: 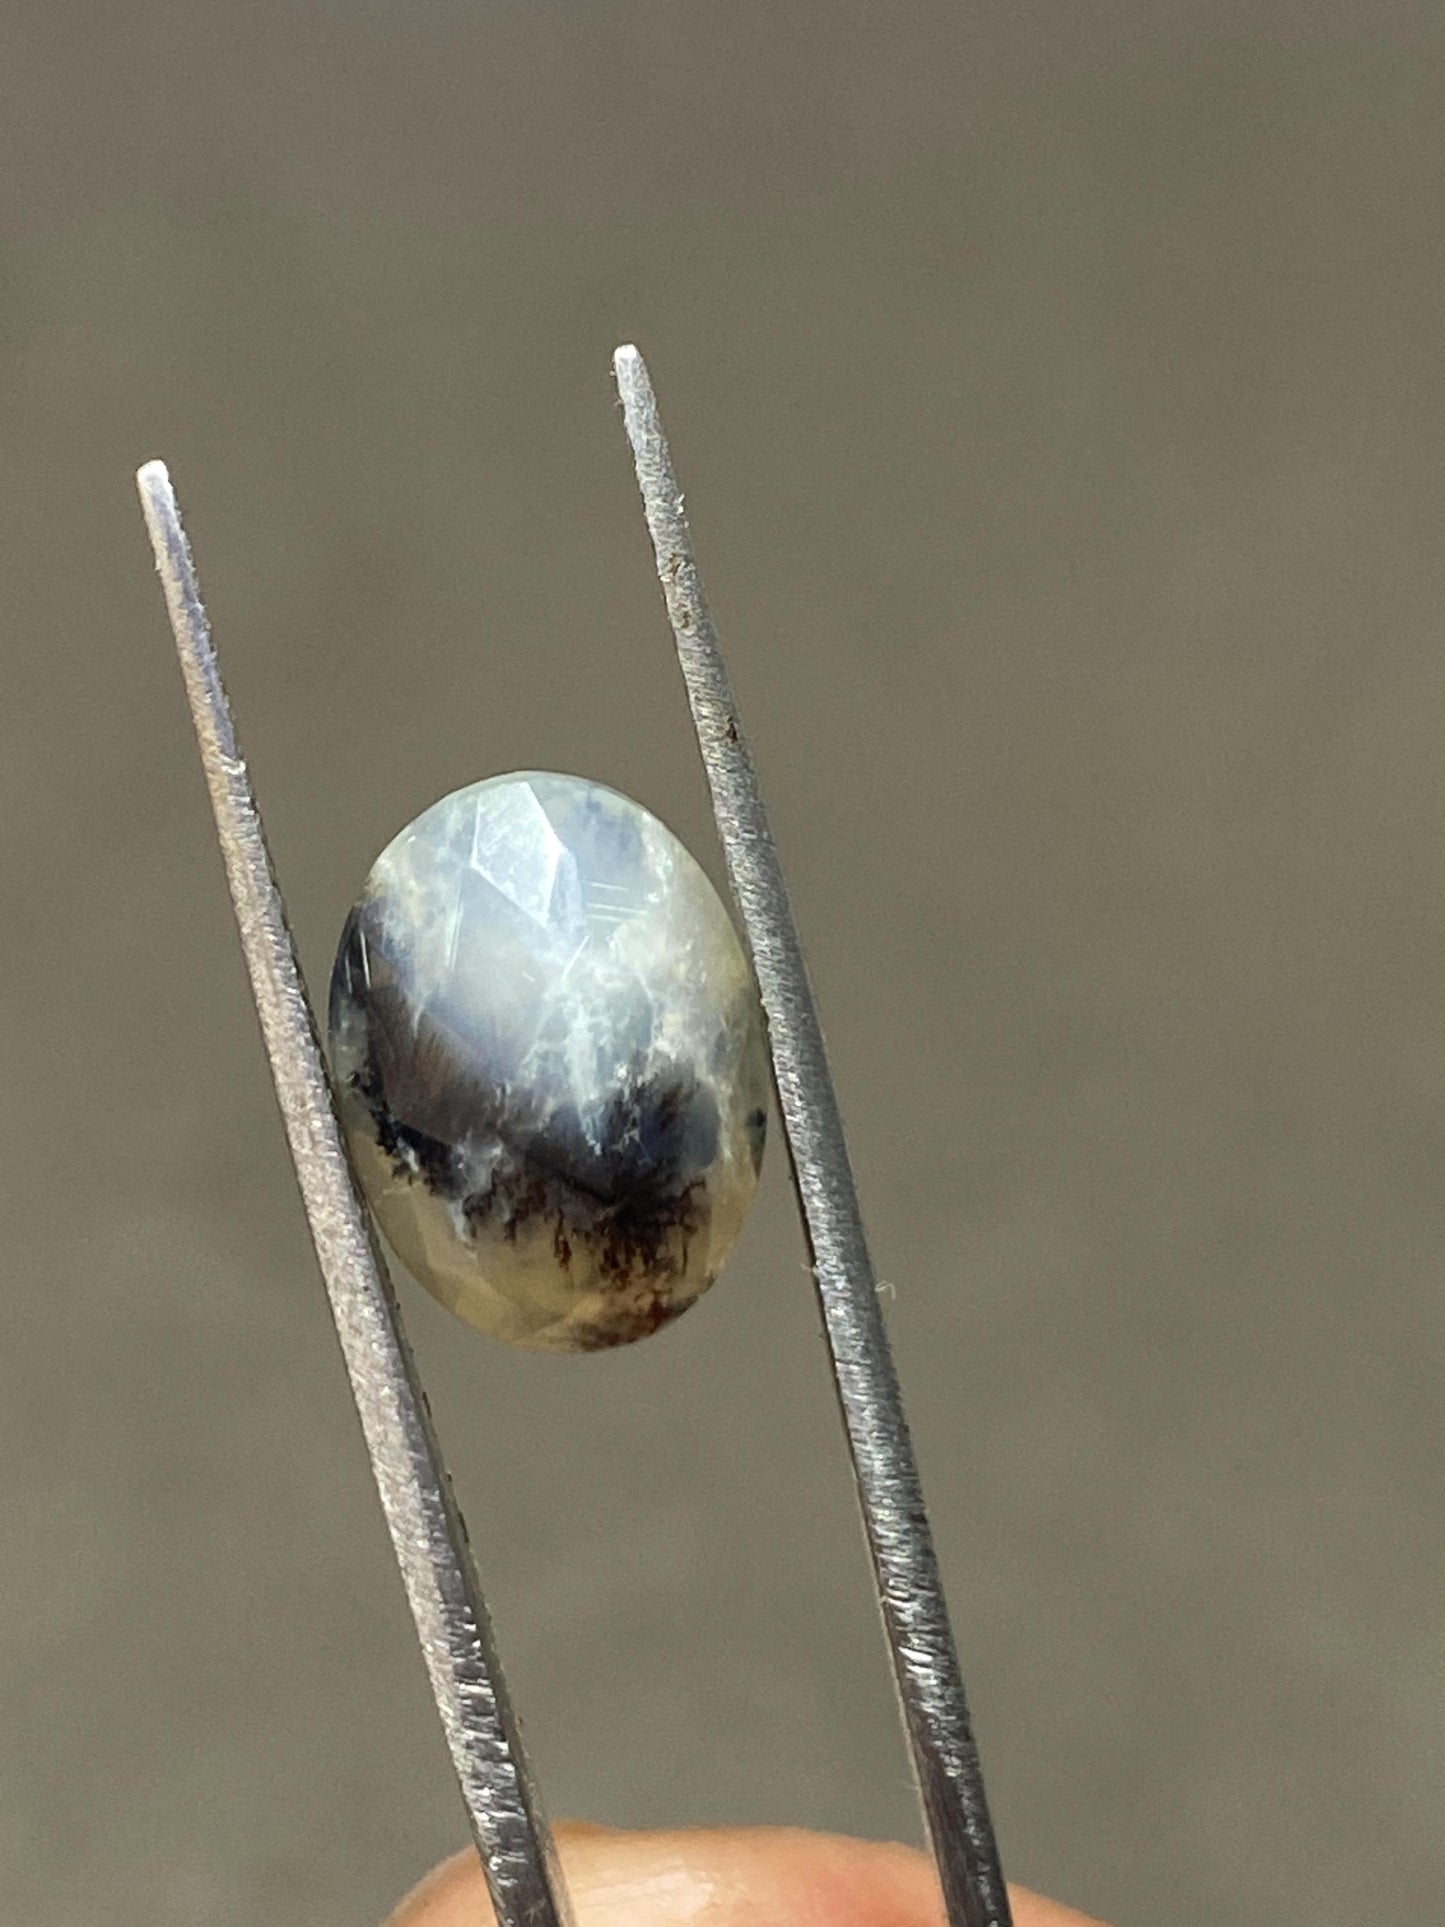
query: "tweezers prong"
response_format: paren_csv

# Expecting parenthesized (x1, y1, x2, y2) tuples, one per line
(136, 463, 573, 1927)
(613, 348, 1012, 1927)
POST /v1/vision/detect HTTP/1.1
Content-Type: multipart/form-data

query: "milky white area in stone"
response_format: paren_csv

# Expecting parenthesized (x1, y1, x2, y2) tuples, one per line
(328, 773, 769, 1351)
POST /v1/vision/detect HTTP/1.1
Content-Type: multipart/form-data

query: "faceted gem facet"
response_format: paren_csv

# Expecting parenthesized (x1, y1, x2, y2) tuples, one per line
(328, 773, 769, 1351)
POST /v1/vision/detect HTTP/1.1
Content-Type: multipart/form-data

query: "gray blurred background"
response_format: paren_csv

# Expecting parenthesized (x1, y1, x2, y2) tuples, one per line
(4, 3, 1443, 1922)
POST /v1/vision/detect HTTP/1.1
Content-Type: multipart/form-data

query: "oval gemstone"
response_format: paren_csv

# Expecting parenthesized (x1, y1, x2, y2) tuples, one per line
(328, 772, 769, 1352)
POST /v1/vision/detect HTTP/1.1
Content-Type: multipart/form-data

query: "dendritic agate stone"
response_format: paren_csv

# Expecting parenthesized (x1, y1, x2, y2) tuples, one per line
(328, 773, 768, 1351)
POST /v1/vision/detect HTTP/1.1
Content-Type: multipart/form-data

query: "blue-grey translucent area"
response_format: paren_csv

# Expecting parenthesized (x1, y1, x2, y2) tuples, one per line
(329, 773, 768, 1351)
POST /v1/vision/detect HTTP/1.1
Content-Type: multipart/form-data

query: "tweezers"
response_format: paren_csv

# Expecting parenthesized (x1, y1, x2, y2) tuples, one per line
(136, 347, 1013, 1927)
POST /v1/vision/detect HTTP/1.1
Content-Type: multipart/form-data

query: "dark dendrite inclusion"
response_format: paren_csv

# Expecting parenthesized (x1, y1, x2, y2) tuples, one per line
(327, 772, 769, 1352)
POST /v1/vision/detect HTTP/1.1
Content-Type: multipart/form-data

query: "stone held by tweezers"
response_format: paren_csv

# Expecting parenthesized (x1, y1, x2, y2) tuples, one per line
(328, 771, 769, 1351)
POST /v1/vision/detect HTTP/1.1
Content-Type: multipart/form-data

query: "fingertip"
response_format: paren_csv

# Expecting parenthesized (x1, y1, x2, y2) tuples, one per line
(385, 1824, 1109, 1927)
(384, 1847, 477, 1925)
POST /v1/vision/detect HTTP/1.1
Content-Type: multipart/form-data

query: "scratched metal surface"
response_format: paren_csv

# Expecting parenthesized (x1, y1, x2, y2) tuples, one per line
(3, 5, 1444, 1923)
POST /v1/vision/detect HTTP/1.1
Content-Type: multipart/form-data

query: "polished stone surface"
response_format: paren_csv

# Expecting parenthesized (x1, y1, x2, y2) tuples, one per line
(329, 773, 768, 1350)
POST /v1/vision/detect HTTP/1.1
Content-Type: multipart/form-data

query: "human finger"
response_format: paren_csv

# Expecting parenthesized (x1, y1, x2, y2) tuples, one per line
(385, 1823, 1108, 1926)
